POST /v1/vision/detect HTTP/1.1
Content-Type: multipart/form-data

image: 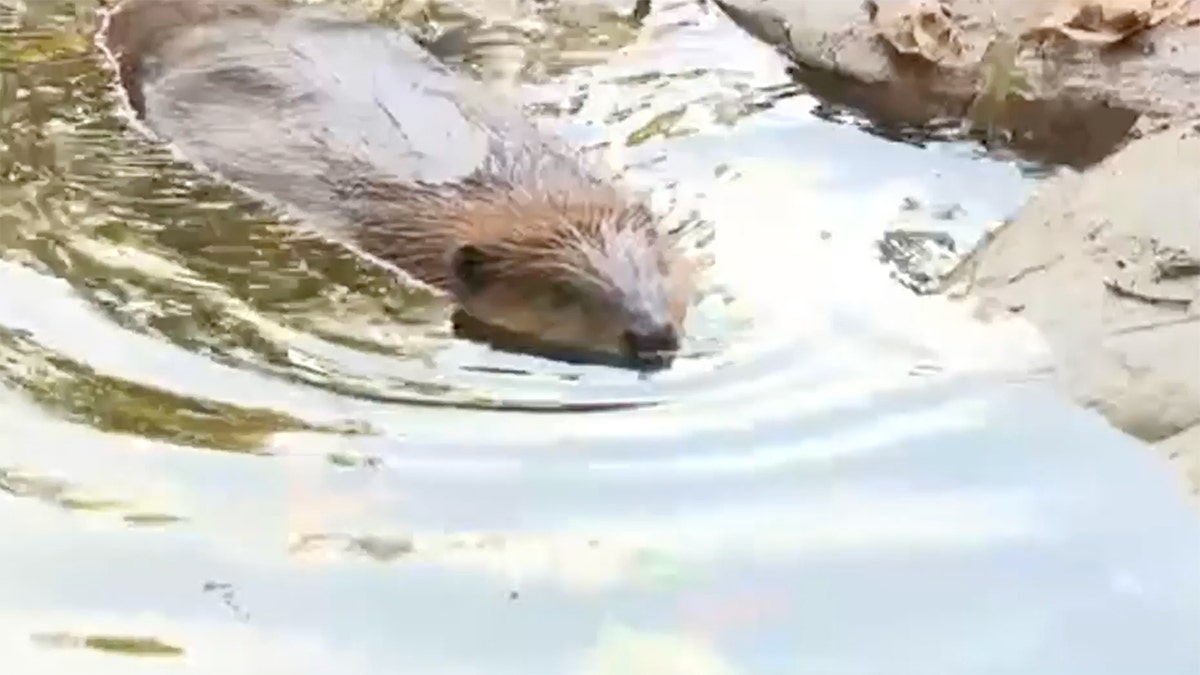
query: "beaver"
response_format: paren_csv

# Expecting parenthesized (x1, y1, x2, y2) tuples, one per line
(96, 0, 695, 369)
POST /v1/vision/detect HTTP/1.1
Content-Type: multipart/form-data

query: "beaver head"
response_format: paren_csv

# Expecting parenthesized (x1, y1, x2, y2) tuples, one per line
(350, 173, 694, 369)
(441, 188, 694, 369)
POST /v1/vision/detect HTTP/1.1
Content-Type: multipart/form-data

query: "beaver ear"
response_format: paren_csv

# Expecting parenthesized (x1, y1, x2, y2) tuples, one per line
(449, 243, 493, 294)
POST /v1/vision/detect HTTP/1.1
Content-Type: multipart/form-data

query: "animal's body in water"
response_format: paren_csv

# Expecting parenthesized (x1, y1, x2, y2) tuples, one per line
(96, 0, 696, 369)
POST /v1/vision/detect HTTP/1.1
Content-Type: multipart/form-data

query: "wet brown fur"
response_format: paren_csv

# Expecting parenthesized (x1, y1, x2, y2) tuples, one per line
(340, 167, 695, 356)
(99, 0, 282, 117)
(98, 0, 696, 364)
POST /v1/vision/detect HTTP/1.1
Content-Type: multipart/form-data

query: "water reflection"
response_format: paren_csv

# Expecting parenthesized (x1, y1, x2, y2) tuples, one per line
(2, 0, 1199, 672)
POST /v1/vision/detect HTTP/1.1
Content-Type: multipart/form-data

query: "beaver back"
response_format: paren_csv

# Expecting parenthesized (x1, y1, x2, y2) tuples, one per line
(98, 0, 590, 237)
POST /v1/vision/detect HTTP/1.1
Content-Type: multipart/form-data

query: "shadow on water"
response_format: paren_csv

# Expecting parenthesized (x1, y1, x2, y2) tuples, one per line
(3, 0, 1200, 672)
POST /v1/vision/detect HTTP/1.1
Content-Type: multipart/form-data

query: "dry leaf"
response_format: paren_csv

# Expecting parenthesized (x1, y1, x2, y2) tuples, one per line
(1024, 0, 1190, 45)
(872, 0, 982, 67)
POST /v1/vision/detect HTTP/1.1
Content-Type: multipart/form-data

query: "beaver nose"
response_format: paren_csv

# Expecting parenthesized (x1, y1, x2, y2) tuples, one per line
(620, 323, 680, 367)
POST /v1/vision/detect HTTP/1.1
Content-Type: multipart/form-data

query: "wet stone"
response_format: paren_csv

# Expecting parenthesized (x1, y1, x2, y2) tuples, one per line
(712, 0, 1200, 166)
(957, 123, 1200, 493)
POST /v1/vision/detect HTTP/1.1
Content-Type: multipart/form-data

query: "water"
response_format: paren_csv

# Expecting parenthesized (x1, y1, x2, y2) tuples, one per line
(2, 0, 1199, 672)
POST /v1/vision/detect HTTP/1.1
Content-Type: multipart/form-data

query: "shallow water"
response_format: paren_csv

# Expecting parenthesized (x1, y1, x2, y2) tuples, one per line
(2, 0, 1199, 672)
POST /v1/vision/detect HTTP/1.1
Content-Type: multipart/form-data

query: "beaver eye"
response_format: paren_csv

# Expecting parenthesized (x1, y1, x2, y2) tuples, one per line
(450, 244, 491, 293)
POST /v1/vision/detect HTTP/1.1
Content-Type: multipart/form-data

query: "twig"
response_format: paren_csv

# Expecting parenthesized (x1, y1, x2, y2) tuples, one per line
(1103, 277, 1193, 310)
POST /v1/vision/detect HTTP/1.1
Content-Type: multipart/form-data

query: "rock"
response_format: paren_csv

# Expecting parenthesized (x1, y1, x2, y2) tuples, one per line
(876, 228, 961, 294)
(955, 124, 1200, 489)
(712, 0, 1200, 165)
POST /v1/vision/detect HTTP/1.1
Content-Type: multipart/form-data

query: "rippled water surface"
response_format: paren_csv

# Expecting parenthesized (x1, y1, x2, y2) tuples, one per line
(4, 0, 1200, 672)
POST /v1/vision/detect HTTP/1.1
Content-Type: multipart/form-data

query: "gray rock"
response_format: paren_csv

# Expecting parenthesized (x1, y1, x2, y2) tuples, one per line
(713, 0, 1200, 165)
(957, 124, 1200, 491)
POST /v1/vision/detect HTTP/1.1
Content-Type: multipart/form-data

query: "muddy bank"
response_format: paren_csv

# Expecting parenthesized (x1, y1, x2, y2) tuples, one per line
(711, 0, 1200, 166)
(949, 123, 1200, 494)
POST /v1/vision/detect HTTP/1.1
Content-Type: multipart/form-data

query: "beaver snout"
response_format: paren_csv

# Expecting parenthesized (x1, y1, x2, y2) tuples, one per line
(621, 322, 680, 368)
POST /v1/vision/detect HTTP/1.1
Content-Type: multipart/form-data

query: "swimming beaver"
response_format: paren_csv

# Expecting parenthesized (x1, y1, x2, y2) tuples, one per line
(96, 0, 695, 369)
